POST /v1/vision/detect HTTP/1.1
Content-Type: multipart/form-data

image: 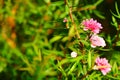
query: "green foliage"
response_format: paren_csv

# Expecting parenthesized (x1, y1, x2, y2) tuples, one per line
(0, 0, 120, 80)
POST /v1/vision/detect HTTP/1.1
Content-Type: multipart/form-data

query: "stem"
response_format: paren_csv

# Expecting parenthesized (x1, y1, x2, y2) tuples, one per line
(113, 25, 120, 47)
(64, 0, 84, 51)
(81, 69, 93, 80)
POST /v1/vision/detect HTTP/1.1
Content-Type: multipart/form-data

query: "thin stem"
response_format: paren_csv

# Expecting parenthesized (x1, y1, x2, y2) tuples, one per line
(113, 25, 120, 47)
(81, 69, 92, 80)
(69, 6, 80, 40)
(64, 0, 84, 51)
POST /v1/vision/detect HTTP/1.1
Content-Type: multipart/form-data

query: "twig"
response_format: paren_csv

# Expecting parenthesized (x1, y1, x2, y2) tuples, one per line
(81, 69, 92, 80)
(64, 0, 84, 52)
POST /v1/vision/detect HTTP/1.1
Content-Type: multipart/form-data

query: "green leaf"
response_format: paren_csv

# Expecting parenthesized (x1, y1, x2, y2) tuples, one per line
(112, 62, 118, 74)
(62, 36, 68, 42)
(115, 2, 120, 16)
(111, 2, 120, 19)
(51, 1, 64, 6)
(68, 60, 81, 75)
(67, 62, 77, 75)
(93, 10, 105, 19)
(57, 61, 67, 76)
(0, 61, 7, 72)
(88, 51, 91, 69)
(68, 25, 75, 37)
(49, 36, 62, 43)
(116, 41, 120, 46)
(44, 0, 50, 3)
(111, 16, 118, 30)
(94, 0, 103, 6)
(83, 65, 87, 74)
(88, 72, 101, 79)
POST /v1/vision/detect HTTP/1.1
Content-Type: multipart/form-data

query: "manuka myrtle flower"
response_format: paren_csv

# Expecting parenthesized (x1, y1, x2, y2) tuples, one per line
(93, 57, 111, 75)
(71, 51, 77, 58)
(90, 34, 106, 48)
(82, 18, 103, 34)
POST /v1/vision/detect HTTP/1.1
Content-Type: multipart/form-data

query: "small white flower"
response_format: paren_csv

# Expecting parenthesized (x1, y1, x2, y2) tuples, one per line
(71, 52, 77, 58)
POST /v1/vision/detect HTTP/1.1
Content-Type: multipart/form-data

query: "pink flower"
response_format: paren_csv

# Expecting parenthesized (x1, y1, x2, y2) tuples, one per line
(93, 57, 111, 75)
(90, 35, 106, 48)
(82, 18, 103, 34)
(63, 18, 68, 23)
